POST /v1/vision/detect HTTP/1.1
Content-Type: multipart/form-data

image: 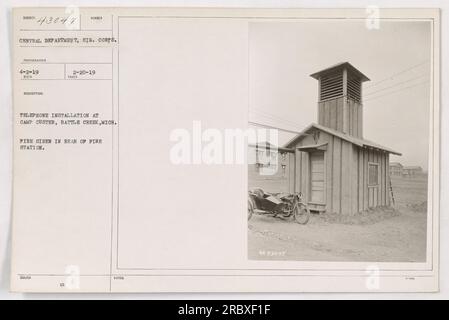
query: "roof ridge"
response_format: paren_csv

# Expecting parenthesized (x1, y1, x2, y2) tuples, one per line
(283, 123, 401, 155)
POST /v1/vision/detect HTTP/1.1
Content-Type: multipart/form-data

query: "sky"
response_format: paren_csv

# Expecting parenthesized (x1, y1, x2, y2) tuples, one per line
(249, 19, 432, 170)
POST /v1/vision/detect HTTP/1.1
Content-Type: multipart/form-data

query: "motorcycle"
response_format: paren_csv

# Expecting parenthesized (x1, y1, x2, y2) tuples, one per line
(247, 188, 310, 224)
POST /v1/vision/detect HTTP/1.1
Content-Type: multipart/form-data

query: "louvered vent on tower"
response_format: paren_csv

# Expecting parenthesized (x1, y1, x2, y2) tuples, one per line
(312, 62, 368, 103)
(347, 72, 362, 102)
(319, 72, 343, 101)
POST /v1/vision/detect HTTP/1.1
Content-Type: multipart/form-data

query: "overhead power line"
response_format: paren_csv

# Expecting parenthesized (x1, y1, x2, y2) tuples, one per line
(364, 60, 429, 89)
(364, 74, 428, 97)
(248, 121, 302, 135)
(249, 108, 303, 128)
(364, 80, 429, 102)
(250, 108, 302, 126)
(249, 112, 300, 130)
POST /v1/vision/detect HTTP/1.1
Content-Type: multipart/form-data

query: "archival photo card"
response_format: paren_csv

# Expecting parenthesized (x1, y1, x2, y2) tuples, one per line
(10, 7, 439, 293)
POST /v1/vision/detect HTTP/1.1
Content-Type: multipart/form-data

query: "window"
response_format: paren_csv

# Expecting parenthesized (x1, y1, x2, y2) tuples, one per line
(368, 163, 379, 186)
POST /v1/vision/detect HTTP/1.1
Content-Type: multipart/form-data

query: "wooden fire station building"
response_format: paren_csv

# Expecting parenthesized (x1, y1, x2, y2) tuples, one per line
(284, 62, 401, 215)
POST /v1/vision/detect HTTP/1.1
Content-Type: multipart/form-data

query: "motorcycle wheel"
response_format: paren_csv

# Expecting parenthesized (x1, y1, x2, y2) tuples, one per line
(280, 204, 293, 218)
(293, 203, 310, 224)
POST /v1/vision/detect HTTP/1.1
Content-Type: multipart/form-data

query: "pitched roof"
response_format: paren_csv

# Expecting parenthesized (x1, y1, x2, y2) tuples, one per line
(283, 123, 401, 155)
(310, 62, 370, 82)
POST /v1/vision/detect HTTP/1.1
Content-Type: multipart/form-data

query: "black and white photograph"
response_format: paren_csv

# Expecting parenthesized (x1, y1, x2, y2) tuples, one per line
(247, 19, 431, 262)
(0, 4, 443, 298)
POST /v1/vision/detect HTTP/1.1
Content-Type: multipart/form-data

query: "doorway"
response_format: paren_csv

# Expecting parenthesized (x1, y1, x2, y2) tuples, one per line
(309, 151, 325, 204)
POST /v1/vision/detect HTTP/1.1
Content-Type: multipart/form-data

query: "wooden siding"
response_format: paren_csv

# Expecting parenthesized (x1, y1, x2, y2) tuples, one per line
(347, 98, 362, 138)
(357, 146, 364, 212)
(385, 155, 389, 204)
(317, 96, 363, 138)
(358, 148, 389, 210)
(287, 130, 391, 215)
(330, 137, 340, 212)
(352, 145, 359, 214)
(341, 140, 352, 214)
(318, 96, 345, 134)
(288, 152, 295, 193)
(325, 135, 334, 212)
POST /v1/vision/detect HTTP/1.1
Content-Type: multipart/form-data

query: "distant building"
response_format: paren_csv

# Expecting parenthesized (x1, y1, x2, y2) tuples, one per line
(389, 162, 403, 176)
(402, 166, 423, 177)
(248, 142, 293, 179)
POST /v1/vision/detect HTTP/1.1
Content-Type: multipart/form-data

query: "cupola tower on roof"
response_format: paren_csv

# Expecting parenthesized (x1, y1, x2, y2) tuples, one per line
(310, 62, 370, 138)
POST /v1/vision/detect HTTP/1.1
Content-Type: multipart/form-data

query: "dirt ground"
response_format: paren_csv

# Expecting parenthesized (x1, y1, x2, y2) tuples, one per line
(248, 175, 428, 262)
